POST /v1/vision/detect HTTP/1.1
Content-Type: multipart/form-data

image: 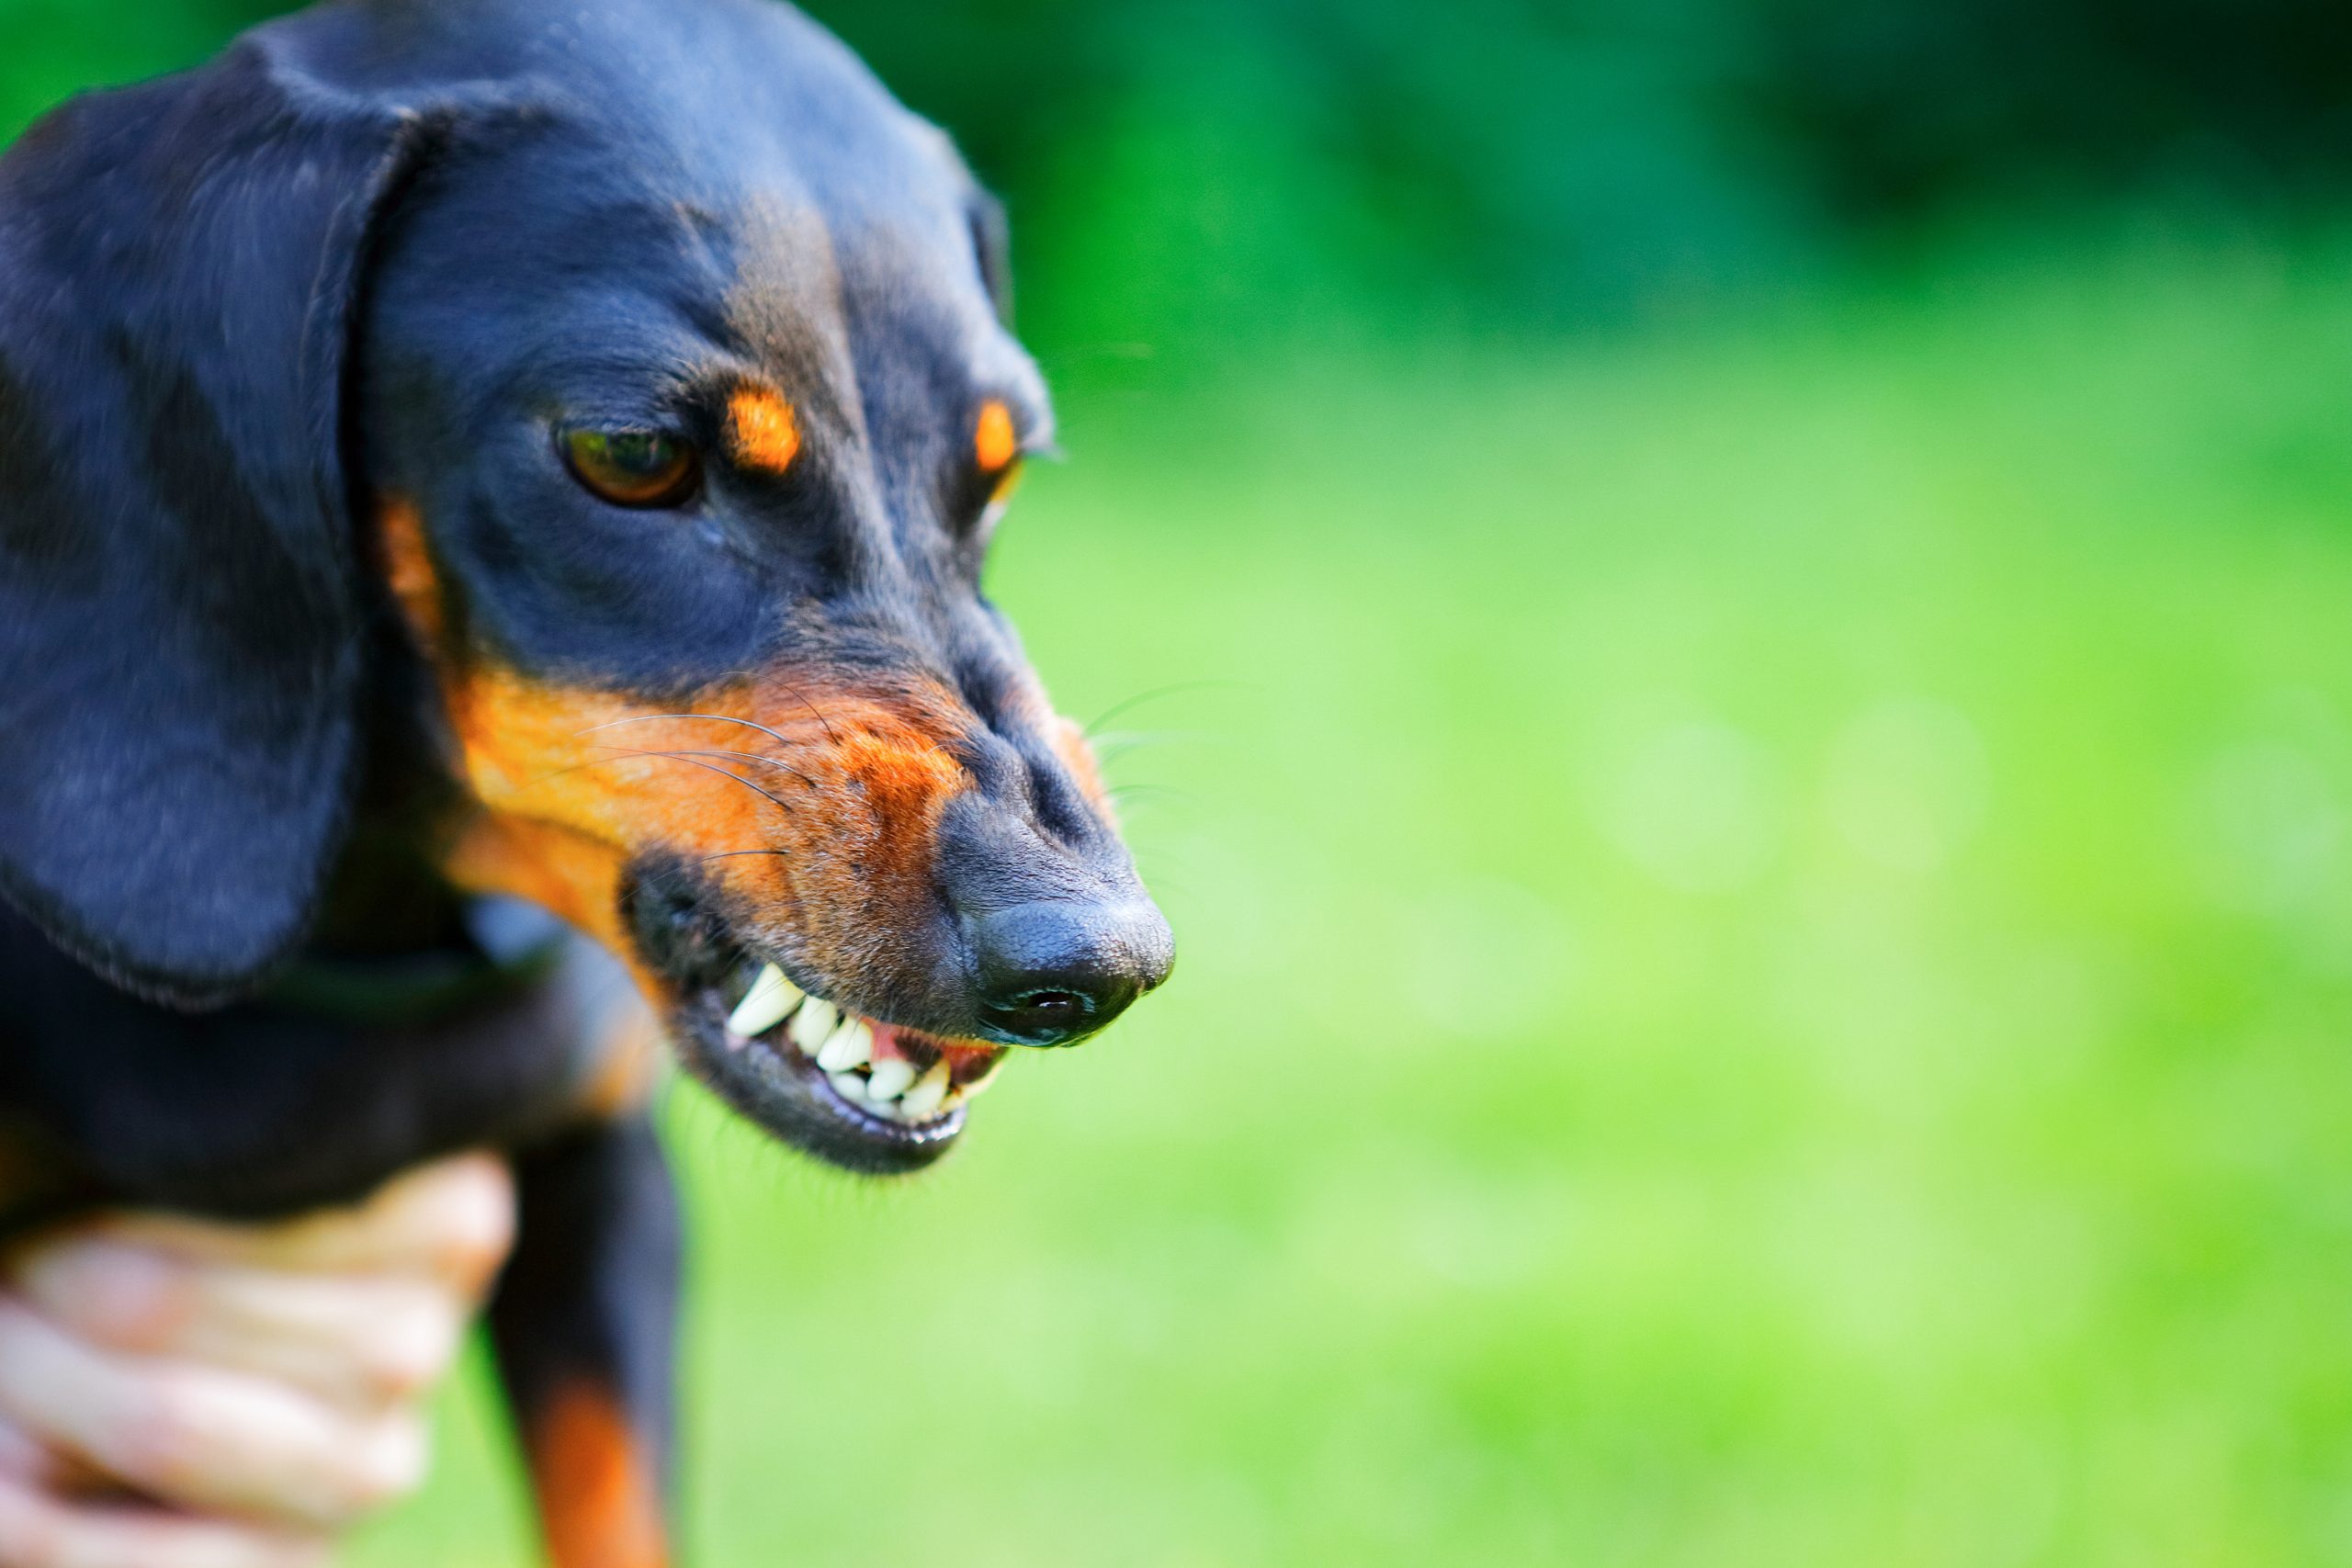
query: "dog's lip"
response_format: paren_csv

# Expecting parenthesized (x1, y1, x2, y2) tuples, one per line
(660, 953, 1003, 1175)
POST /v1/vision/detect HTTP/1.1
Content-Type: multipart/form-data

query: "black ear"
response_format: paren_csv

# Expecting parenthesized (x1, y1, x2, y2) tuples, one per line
(0, 37, 438, 1007)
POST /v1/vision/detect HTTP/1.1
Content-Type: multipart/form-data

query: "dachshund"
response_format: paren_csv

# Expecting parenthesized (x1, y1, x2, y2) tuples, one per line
(0, 0, 1173, 1561)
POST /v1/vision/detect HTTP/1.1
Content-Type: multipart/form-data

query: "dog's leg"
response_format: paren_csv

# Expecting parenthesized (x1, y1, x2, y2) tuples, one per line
(490, 1112, 681, 1568)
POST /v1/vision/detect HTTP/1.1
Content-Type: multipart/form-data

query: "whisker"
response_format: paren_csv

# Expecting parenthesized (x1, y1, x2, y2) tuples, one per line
(1103, 783, 1194, 804)
(770, 681, 842, 747)
(590, 747, 799, 816)
(700, 849, 793, 865)
(1092, 758, 1201, 826)
(514, 754, 663, 792)
(594, 745, 817, 790)
(1082, 680, 1249, 739)
(580, 712, 804, 750)
(1090, 730, 1222, 766)
(514, 750, 783, 799)
(1139, 872, 1196, 905)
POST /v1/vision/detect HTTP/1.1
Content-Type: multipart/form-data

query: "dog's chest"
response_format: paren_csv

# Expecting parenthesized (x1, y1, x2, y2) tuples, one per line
(0, 900, 630, 1222)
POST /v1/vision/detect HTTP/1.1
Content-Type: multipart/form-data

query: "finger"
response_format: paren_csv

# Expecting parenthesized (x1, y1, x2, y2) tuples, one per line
(0, 1474, 328, 1568)
(77, 1154, 514, 1292)
(7, 1246, 466, 1411)
(0, 1421, 114, 1500)
(0, 1421, 95, 1500)
(0, 1302, 426, 1531)
(0, 1420, 57, 1489)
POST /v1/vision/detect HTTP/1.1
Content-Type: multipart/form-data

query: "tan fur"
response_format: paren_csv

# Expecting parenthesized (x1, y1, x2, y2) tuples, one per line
(376, 495, 444, 648)
(726, 387, 802, 474)
(528, 1382, 668, 1568)
(974, 397, 1018, 472)
(371, 500, 1103, 1024)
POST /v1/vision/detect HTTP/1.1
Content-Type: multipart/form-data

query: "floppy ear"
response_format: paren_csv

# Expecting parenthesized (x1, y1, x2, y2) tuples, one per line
(0, 38, 440, 1007)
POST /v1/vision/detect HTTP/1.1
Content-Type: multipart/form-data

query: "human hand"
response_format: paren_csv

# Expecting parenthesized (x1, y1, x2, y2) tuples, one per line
(0, 1153, 515, 1566)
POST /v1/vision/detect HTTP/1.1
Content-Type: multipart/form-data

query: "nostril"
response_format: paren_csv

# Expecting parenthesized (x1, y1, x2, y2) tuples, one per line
(966, 898, 1171, 1047)
(1011, 987, 1089, 1023)
(981, 986, 1099, 1045)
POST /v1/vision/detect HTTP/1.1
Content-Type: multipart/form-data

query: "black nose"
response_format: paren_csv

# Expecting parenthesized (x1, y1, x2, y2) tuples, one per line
(968, 898, 1174, 1046)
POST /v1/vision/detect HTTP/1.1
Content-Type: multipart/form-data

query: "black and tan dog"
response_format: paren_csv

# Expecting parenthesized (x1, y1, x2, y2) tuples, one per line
(0, 0, 1172, 1559)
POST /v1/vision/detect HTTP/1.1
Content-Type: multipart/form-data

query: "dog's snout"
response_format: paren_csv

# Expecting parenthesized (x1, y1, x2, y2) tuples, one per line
(968, 898, 1174, 1046)
(933, 745, 1172, 1045)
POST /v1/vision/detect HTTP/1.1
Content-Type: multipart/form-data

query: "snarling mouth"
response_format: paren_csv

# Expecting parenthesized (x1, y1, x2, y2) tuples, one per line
(666, 951, 1008, 1175)
(729, 961, 1007, 1123)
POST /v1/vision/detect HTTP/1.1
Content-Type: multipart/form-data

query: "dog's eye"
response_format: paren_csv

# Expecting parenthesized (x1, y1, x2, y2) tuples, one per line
(560, 428, 702, 509)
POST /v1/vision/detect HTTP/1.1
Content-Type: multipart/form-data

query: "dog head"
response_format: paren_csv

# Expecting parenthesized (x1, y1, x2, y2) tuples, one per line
(0, 0, 1171, 1173)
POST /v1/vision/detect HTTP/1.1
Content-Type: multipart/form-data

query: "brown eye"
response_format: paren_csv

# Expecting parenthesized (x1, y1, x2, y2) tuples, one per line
(560, 428, 701, 508)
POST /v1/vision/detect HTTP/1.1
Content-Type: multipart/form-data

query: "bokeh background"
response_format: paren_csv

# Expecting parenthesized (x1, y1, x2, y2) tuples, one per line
(11, 1, 2352, 1562)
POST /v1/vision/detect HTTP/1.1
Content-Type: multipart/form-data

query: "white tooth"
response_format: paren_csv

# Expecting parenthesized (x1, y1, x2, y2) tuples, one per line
(865, 1057, 917, 1101)
(899, 1060, 951, 1120)
(726, 965, 803, 1039)
(829, 1071, 868, 1102)
(817, 1018, 873, 1073)
(789, 998, 840, 1056)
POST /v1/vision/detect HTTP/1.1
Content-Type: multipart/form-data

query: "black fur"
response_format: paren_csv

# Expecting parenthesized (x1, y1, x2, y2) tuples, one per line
(0, 41, 410, 1004)
(491, 1116, 683, 1538)
(0, 3, 1171, 1557)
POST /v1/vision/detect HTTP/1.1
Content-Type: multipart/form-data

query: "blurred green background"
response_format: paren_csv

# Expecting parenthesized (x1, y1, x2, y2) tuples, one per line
(15, 1, 2352, 1562)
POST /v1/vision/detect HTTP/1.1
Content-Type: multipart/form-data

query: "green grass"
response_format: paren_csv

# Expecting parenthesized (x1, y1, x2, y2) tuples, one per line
(352, 229, 2352, 1567)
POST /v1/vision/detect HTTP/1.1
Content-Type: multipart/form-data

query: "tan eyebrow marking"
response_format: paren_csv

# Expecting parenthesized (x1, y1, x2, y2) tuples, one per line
(975, 398, 1019, 473)
(727, 388, 802, 474)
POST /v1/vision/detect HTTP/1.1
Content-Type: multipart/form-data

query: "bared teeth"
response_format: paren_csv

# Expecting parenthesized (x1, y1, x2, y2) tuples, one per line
(865, 1057, 917, 1101)
(788, 998, 840, 1056)
(726, 964, 803, 1039)
(899, 1060, 952, 1120)
(707, 963, 1012, 1132)
(816, 1018, 873, 1073)
(735, 1005, 1008, 1127)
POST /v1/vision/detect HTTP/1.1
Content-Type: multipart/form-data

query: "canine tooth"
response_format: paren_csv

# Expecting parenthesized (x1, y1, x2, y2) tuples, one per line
(816, 1018, 873, 1073)
(829, 1071, 868, 1103)
(865, 1057, 917, 1101)
(959, 1057, 1007, 1100)
(899, 1060, 952, 1120)
(726, 965, 802, 1039)
(789, 998, 840, 1056)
